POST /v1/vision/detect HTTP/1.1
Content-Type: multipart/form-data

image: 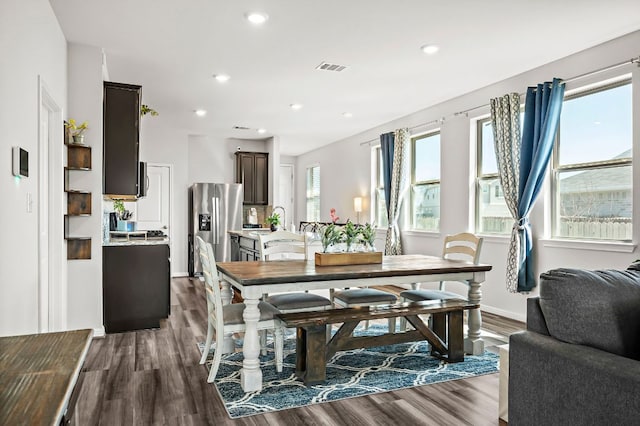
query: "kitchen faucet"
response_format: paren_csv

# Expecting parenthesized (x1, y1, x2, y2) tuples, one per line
(272, 206, 286, 231)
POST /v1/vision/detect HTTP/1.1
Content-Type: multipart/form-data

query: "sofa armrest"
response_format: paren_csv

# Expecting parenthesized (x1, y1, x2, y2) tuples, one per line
(526, 297, 549, 335)
(509, 331, 640, 425)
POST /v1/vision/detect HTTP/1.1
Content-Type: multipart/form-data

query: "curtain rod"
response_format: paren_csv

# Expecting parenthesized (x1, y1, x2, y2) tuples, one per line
(452, 55, 640, 118)
(359, 55, 639, 146)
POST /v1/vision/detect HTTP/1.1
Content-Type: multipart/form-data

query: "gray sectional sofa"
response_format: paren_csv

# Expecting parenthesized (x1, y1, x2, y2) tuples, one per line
(509, 266, 640, 425)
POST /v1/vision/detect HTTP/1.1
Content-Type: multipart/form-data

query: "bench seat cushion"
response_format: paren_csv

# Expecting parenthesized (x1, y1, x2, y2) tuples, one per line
(400, 289, 463, 301)
(222, 301, 280, 325)
(539, 268, 640, 360)
(333, 288, 397, 305)
(266, 293, 332, 311)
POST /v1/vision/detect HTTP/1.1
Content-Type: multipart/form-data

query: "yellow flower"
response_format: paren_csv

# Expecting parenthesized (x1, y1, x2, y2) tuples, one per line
(65, 119, 89, 136)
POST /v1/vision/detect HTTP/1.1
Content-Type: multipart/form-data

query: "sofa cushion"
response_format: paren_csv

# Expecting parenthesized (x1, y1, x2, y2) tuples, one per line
(539, 268, 640, 360)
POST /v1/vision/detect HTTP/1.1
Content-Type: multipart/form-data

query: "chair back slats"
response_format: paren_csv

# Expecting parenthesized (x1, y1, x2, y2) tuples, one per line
(258, 231, 308, 261)
(196, 236, 224, 330)
(442, 232, 483, 264)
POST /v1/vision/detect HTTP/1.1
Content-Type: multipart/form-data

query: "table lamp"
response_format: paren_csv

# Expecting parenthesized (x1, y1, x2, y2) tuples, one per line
(354, 197, 363, 224)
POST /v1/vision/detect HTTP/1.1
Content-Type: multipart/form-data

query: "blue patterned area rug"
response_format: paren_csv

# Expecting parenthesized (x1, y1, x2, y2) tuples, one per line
(198, 324, 499, 419)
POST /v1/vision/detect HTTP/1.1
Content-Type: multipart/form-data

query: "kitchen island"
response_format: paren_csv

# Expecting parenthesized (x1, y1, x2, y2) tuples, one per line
(229, 229, 272, 261)
(102, 241, 170, 333)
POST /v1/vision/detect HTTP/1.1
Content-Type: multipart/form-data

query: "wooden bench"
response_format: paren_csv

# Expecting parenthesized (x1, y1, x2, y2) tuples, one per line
(278, 299, 478, 385)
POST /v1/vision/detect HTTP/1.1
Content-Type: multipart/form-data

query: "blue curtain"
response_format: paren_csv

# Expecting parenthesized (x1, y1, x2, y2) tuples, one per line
(380, 132, 395, 220)
(516, 78, 565, 292)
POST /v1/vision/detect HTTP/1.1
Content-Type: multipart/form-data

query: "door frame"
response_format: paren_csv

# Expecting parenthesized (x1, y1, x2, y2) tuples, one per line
(147, 163, 173, 274)
(38, 76, 65, 332)
(279, 163, 295, 229)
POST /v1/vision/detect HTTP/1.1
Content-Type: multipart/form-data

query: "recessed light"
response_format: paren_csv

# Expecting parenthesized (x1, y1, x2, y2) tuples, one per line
(290, 103, 303, 110)
(195, 109, 207, 117)
(420, 44, 439, 55)
(246, 12, 268, 25)
(213, 74, 230, 83)
(257, 128, 267, 134)
(342, 112, 353, 118)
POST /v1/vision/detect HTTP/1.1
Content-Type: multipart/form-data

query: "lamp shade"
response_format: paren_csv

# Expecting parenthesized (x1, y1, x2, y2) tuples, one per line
(353, 197, 363, 213)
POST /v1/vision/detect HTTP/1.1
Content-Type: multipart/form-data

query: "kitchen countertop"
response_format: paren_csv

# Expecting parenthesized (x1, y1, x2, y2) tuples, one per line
(229, 229, 274, 240)
(103, 238, 170, 247)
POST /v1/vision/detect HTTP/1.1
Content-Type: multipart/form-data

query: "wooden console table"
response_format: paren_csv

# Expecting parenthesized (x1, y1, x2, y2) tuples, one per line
(0, 329, 93, 425)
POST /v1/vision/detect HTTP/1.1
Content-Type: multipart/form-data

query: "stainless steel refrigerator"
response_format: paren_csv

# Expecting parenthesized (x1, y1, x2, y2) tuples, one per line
(188, 183, 243, 276)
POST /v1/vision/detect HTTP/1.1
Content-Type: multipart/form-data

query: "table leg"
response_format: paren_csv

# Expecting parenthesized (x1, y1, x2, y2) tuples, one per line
(240, 296, 262, 392)
(465, 274, 485, 355)
(220, 280, 235, 354)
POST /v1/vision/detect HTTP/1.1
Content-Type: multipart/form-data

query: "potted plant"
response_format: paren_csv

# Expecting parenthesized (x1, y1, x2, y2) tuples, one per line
(141, 104, 159, 117)
(266, 212, 280, 231)
(321, 223, 342, 253)
(64, 119, 88, 144)
(341, 220, 360, 252)
(360, 223, 376, 252)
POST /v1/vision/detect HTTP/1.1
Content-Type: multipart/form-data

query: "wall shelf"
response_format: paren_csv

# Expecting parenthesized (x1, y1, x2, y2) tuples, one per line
(64, 135, 92, 260)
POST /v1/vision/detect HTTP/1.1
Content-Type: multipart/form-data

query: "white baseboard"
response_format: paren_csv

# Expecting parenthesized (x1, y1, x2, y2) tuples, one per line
(481, 304, 526, 323)
(92, 325, 106, 338)
(172, 272, 189, 277)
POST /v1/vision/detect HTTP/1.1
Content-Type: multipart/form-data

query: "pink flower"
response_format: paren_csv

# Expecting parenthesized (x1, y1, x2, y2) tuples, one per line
(330, 208, 340, 223)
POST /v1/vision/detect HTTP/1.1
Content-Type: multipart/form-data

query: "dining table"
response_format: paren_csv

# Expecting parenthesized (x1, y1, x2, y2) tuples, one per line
(216, 254, 492, 392)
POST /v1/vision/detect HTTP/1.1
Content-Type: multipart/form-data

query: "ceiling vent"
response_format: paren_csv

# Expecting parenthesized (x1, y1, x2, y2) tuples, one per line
(233, 125, 251, 130)
(315, 62, 348, 72)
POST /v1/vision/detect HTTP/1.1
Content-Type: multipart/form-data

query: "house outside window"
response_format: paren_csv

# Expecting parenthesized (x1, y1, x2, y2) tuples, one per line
(372, 146, 388, 229)
(552, 78, 632, 241)
(476, 118, 511, 234)
(306, 165, 320, 221)
(411, 131, 440, 231)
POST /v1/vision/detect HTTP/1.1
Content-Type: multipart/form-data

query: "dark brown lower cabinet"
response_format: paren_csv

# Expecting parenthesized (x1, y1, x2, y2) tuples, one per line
(103, 244, 170, 333)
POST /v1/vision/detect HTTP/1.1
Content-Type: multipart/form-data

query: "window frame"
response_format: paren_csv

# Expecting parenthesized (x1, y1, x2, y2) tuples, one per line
(551, 77, 633, 241)
(410, 130, 441, 232)
(371, 145, 387, 229)
(305, 165, 321, 222)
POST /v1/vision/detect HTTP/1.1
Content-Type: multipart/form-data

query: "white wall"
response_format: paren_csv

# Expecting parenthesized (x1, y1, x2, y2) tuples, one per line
(0, 0, 67, 336)
(296, 31, 640, 321)
(65, 43, 105, 333)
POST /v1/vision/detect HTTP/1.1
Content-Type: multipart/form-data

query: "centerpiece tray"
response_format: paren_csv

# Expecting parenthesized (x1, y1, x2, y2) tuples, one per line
(315, 251, 382, 266)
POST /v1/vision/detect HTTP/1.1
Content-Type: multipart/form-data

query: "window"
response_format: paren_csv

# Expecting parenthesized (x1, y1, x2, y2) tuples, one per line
(411, 131, 440, 231)
(552, 79, 632, 241)
(306, 165, 320, 221)
(476, 118, 512, 234)
(372, 146, 388, 228)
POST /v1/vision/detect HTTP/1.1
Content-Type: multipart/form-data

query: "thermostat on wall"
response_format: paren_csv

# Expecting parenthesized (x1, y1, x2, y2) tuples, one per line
(12, 147, 28, 177)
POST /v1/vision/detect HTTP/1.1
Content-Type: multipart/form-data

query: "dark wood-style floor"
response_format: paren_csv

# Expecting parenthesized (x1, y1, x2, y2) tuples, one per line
(71, 278, 524, 425)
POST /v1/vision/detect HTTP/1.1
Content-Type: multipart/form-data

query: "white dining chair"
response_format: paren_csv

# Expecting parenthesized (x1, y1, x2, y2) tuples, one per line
(399, 232, 483, 330)
(258, 231, 333, 338)
(196, 236, 284, 382)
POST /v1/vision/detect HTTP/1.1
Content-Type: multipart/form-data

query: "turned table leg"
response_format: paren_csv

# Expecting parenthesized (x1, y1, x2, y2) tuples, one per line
(465, 272, 485, 355)
(240, 296, 262, 392)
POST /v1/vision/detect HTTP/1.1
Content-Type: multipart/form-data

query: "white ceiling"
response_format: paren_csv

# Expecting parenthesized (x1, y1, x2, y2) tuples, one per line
(49, 0, 640, 156)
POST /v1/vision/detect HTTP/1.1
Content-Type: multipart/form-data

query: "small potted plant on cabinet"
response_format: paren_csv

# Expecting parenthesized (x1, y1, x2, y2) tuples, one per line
(266, 212, 281, 232)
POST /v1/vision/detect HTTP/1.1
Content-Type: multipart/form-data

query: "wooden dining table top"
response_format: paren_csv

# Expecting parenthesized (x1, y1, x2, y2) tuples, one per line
(216, 254, 492, 286)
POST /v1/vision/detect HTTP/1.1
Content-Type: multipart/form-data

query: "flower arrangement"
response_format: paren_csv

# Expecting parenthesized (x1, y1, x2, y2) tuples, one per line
(65, 119, 88, 137)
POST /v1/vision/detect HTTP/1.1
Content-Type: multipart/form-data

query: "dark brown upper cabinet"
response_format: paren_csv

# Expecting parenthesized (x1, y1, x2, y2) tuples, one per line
(235, 151, 268, 205)
(103, 81, 141, 199)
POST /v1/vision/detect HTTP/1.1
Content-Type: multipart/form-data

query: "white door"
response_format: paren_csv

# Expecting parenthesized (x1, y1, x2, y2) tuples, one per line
(137, 164, 171, 234)
(278, 164, 294, 230)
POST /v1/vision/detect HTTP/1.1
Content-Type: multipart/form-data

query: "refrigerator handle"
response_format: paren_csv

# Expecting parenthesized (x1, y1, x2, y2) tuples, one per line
(212, 196, 220, 244)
